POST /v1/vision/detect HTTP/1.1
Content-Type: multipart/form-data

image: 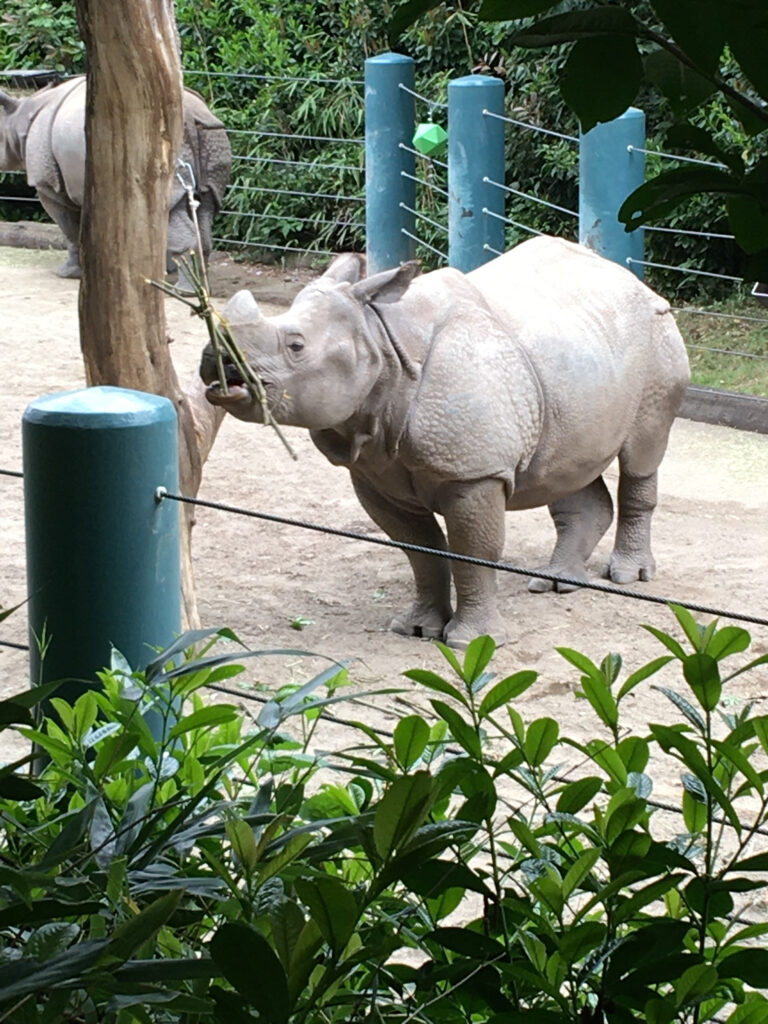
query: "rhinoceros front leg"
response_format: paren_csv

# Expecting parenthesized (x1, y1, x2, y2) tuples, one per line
(38, 189, 81, 278)
(528, 475, 614, 593)
(608, 471, 657, 584)
(350, 474, 452, 639)
(440, 478, 508, 649)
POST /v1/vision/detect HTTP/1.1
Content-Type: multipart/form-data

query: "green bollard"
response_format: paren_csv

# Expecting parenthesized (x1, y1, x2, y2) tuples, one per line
(22, 386, 181, 721)
(579, 107, 646, 279)
(365, 52, 416, 275)
(448, 74, 506, 272)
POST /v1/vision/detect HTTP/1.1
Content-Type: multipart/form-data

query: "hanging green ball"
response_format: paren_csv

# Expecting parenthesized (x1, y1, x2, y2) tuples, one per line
(412, 122, 448, 157)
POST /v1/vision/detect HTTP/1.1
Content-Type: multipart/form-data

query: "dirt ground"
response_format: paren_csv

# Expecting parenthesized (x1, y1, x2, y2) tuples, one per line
(1, 244, 768, 782)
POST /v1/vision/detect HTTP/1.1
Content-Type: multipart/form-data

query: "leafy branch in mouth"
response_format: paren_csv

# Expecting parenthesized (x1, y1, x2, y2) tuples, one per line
(148, 249, 298, 461)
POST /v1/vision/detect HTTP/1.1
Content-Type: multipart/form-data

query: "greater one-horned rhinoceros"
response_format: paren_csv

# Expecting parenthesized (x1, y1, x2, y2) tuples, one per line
(200, 236, 690, 648)
(0, 76, 231, 278)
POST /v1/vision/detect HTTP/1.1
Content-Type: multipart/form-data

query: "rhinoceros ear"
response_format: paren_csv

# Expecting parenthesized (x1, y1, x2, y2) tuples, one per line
(322, 252, 366, 284)
(223, 289, 263, 324)
(350, 260, 421, 305)
(0, 91, 19, 114)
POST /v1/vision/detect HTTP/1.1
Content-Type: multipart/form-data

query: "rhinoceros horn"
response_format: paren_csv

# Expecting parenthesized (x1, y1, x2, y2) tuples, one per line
(223, 289, 263, 325)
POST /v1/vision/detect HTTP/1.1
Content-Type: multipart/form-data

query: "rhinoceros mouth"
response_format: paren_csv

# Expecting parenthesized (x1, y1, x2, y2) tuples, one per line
(205, 380, 252, 405)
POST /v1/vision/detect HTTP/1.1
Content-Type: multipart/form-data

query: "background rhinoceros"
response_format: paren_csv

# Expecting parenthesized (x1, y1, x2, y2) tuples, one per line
(0, 76, 231, 278)
(200, 236, 691, 649)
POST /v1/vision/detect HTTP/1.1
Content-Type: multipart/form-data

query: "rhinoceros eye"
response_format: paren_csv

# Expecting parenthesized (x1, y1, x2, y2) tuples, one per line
(287, 336, 305, 353)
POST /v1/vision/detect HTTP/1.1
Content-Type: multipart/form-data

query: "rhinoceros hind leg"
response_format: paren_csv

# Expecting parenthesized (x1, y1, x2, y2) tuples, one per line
(529, 476, 613, 594)
(56, 246, 82, 278)
(607, 470, 657, 584)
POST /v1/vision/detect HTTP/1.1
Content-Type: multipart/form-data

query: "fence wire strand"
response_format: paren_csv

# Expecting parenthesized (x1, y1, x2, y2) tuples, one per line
(155, 489, 768, 629)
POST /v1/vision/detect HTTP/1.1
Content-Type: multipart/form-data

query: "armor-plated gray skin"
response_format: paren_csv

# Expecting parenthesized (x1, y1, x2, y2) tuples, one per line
(200, 236, 690, 648)
(0, 77, 231, 278)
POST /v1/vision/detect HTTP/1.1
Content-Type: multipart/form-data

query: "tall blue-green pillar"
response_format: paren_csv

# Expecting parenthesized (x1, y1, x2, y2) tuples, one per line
(365, 53, 416, 274)
(579, 107, 646, 278)
(448, 75, 505, 272)
(23, 386, 181, 711)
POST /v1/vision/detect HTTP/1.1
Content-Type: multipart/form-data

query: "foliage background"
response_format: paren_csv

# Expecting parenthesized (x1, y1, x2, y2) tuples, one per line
(0, 0, 766, 305)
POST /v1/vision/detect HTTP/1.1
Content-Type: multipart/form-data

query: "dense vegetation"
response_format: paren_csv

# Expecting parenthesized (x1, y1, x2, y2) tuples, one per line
(0, 1, 762, 294)
(1, 611, 768, 1021)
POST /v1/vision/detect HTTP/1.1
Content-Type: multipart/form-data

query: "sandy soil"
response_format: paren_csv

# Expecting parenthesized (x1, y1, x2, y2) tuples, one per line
(1, 245, 768, 785)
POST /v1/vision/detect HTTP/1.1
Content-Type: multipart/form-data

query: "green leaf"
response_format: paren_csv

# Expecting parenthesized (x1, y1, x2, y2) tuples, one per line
(654, 685, 706, 733)
(674, 963, 718, 1005)
(0, 773, 43, 800)
(0, 939, 108, 1005)
(389, 0, 442, 42)
(270, 899, 306, 972)
(394, 715, 429, 768)
(613, 875, 687, 924)
(524, 717, 559, 766)
(563, 36, 643, 133)
(664, 125, 742, 174)
(580, 676, 619, 730)
(683, 653, 721, 711)
(556, 775, 603, 815)
(562, 848, 600, 899)
(514, 6, 639, 47)
(558, 921, 606, 966)
(294, 875, 358, 954)
(404, 668, 469, 707)
(479, 0, 560, 19)
(670, 603, 707, 650)
(478, 670, 537, 719)
(649, 0, 725, 74)
(100, 891, 182, 965)
(373, 771, 435, 859)
(706, 626, 751, 661)
(557, 647, 604, 684)
(25, 922, 80, 962)
(210, 922, 289, 1024)
(462, 634, 496, 683)
(168, 704, 239, 738)
(431, 699, 482, 759)
(583, 739, 627, 785)
(429, 926, 505, 960)
(720, 946, 768, 987)
(620, 166, 746, 232)
(644, 49, 717, 116)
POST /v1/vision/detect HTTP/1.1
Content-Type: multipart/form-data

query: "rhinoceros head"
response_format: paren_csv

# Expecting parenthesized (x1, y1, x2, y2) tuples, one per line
(200, 253, 420, 429)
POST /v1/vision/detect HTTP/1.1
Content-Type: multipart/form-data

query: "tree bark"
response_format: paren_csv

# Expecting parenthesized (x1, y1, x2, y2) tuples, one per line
(74, 0, 222, 627)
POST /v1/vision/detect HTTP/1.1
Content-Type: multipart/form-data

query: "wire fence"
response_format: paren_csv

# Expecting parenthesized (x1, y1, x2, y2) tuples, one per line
(0, 67, 767, 391)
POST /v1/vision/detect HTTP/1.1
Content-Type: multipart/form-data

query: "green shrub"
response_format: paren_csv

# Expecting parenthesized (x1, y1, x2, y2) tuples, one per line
(1, 607, 768, 1021)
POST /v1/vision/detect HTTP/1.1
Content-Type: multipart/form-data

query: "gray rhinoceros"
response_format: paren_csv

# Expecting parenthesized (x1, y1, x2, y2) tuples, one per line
(200, 236, 690, 648)
(0, 76, 231, 278)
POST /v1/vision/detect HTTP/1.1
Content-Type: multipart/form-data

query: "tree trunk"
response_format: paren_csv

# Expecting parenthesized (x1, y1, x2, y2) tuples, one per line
(74, 0, 222, 627)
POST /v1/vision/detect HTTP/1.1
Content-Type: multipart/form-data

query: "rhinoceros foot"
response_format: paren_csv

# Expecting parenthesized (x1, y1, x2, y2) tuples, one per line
(443, 610, 508, 650)
(389, 599, 450, 641)
(605, 554, 656, 585)
(527, 565, 589, 594)
(56, 256, 82, 279)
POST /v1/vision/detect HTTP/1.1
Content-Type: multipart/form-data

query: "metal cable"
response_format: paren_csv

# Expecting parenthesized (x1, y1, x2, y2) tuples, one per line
(400, 171, 449, 198)
(627, 145, 728, 170)
(483, 176, 578, 217)
(399, 203, 449, 234)
(482, 208, 544, 236)
(220, 210, 361, 229)
(483, 108, 578, 144)
(398, 83, 447, 110)
(399, 143, 448, 170)
(673, 306, 768, 327)
(400, 229, 449, 262)
(226, 128, 363, 144)
(184, 69, 364, 88)
(228, 184, 364, 202)
(645, 225, 735, 241)
(0, 469, 23, 478)
(210, 237, 337, 258)
(0, 639, 28, 651)
(685, 342, 768, 361)
(233, 154, 361, 173)
(627, 258, 743, 283)
(155, 490, 768, 628)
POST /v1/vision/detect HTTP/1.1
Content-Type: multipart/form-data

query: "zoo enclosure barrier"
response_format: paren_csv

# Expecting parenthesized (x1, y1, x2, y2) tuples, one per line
(3, 391, 768, 698)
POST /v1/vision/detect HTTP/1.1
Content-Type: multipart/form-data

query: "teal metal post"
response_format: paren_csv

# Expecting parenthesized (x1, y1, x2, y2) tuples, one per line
(365, 53, 415, 275)
(448, 74, 505, 272)
(579, 107, 646, 278)
(23, 386, 181, 712)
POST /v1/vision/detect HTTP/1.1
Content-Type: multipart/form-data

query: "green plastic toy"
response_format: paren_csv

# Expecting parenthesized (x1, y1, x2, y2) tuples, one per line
(412, 122, 448, 157)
